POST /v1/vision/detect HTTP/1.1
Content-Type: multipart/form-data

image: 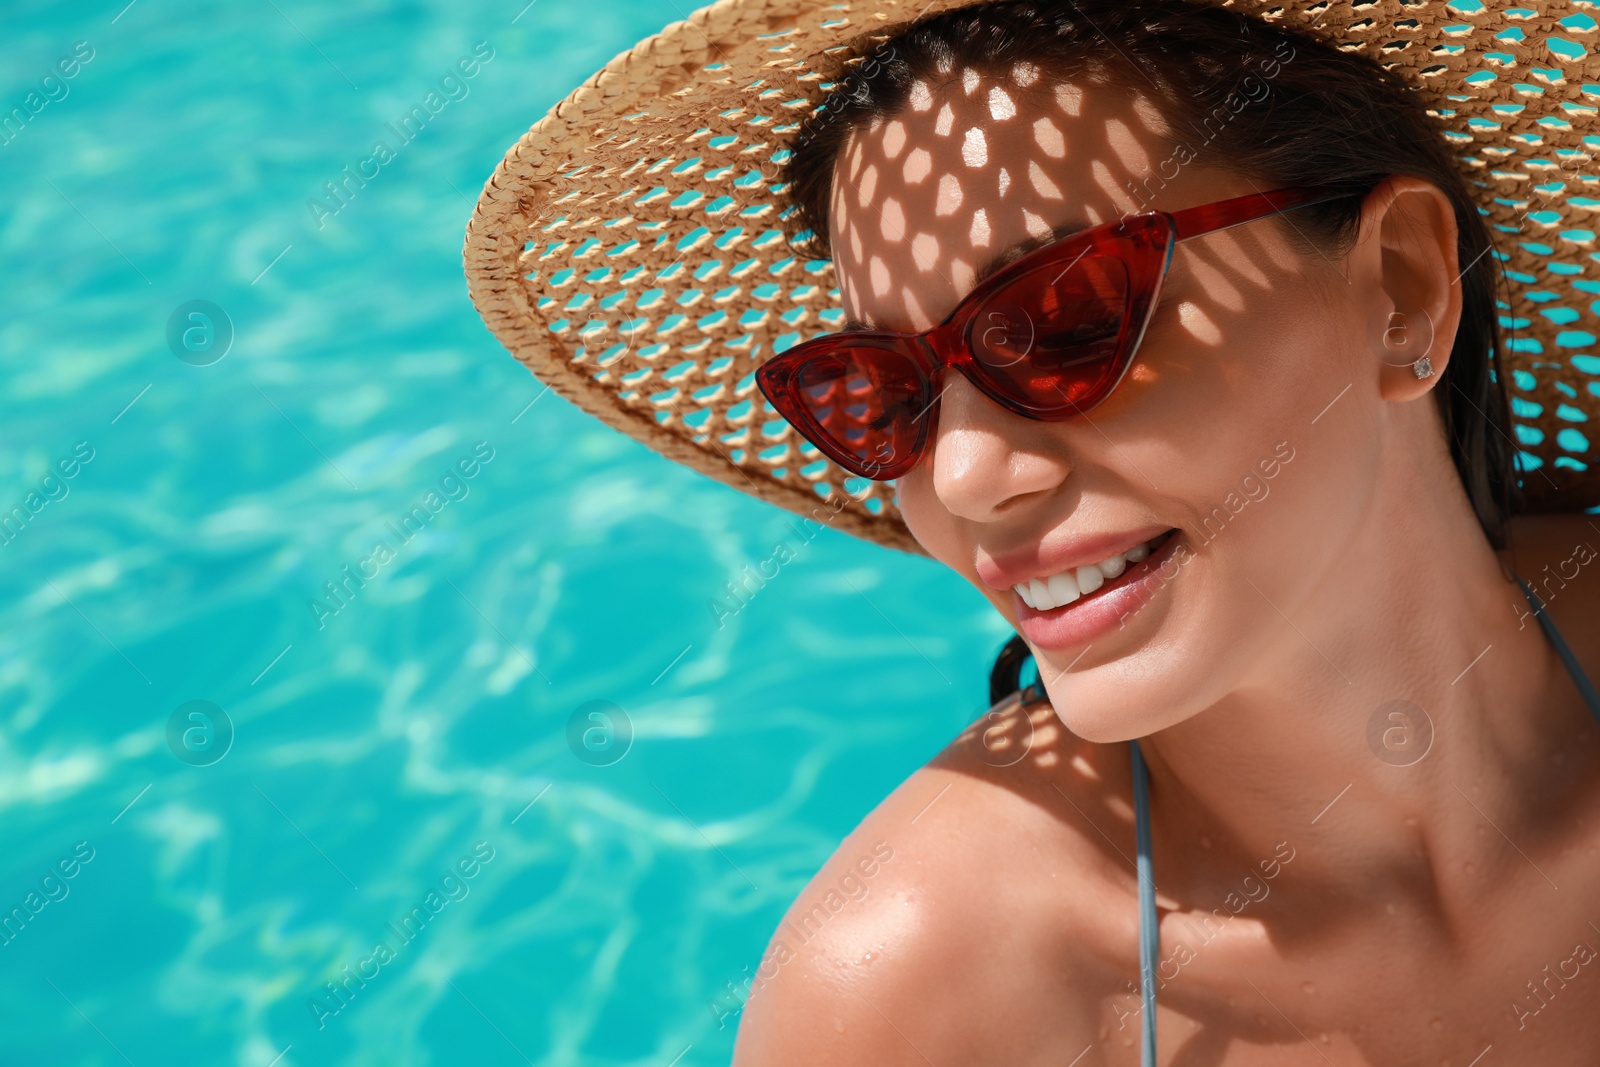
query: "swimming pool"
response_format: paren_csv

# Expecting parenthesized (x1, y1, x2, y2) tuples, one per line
(0, 1, 1009, 1063)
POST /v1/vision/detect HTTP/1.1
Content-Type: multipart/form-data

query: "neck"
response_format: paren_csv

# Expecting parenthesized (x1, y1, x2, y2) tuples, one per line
(1135, 461, 1589, 922)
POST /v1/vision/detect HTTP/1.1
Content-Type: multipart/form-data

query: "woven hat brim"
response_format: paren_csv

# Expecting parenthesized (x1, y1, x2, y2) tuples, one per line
(465, 0, 1600, 554)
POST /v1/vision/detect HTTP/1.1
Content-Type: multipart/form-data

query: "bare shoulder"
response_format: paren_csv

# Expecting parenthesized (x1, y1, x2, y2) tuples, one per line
(1501, 511, 1600, 667)
(732, 695, 1134, 1066)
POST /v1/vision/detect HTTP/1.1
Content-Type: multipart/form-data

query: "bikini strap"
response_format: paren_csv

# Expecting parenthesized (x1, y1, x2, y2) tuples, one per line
(1130, 737, 1158, 1067)
(994, 635, 1160, 1063)
(1516, 577, 1600, 725)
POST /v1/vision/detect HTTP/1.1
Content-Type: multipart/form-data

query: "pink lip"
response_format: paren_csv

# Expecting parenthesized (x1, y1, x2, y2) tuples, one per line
(1012, 530, 1186, 651)
(975, 523, 1177, 591)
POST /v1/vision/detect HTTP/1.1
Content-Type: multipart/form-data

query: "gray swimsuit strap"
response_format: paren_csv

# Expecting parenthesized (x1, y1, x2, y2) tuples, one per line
(1519, 576, 1600, 720)
(1126, 575, 1600, 1067)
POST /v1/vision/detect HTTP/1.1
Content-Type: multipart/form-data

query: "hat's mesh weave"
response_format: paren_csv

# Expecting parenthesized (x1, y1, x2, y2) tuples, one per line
(465, 0, 1600, 554)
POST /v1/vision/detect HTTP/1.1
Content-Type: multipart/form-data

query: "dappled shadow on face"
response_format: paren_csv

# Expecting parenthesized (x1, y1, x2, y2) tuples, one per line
(828, 59, 1316, 430)
(830, 60, 1177, 331)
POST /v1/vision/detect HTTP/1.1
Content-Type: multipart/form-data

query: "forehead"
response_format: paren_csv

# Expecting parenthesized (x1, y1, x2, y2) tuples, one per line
(829, 62, 1175, 332)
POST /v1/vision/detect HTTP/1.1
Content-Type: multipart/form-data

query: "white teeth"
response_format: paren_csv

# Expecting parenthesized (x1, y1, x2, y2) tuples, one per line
(1047, 572, 1080, 606)
(1074, 564, 1104, 594)
(1012, 534, 1167, 610)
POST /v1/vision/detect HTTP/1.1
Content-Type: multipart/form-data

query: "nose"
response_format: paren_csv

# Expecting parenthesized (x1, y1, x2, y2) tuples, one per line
(926, 372, 1073, 522)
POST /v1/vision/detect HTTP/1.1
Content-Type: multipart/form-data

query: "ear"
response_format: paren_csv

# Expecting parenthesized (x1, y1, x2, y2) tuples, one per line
(1357, 176, 1464, 403)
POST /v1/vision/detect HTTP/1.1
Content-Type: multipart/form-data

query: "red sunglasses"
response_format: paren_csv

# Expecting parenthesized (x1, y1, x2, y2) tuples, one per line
(755, 186, 1346, 481)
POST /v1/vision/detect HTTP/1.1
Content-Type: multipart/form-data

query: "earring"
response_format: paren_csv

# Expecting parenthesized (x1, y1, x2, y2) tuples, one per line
(1412, 356, 1434, 380)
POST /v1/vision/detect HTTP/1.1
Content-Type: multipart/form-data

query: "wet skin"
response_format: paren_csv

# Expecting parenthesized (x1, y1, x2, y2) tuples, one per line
(733, 61, 1600, 1065)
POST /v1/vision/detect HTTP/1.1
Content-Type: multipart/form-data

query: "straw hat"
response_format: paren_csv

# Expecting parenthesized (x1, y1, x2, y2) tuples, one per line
(463, 0, 1600, 555)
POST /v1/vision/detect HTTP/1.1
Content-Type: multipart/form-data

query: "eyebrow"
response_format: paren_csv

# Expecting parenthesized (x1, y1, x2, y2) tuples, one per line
(840, 216, 1095, 333)
(971, 217, 1095, 286)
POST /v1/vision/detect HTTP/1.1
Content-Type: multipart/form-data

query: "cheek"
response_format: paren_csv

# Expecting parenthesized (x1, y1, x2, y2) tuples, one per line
(1132, 276, 1339, 435)
(1087, 281, 1353, 526)
(895, 469, 984, 582)
(1167, 300, 1372, 550)
(894, 469, 940, 547)
(1175, 301, 1224, 347)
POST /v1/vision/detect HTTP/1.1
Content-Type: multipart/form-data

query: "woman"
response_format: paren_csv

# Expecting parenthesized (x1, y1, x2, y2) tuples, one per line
(465, 0, 1600, 1061)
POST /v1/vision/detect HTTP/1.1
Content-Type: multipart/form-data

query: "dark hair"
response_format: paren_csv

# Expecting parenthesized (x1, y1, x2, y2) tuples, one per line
(779, 0, 1519, 549)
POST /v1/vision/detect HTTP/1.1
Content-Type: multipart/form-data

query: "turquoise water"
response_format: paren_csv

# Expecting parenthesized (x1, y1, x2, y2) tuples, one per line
(0, 2, 1008, 1063)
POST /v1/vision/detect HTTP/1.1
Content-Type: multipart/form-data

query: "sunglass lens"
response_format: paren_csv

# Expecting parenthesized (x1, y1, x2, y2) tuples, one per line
(971, 255, 1133, 413)
(787, 345, 928, 479)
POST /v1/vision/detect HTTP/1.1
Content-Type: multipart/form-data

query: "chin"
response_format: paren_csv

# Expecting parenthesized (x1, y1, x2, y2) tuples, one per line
(1018, 533, 1240, 744)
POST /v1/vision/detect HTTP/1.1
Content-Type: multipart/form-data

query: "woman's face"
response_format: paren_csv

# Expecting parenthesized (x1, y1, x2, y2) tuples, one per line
(830, 63, 1396, 741)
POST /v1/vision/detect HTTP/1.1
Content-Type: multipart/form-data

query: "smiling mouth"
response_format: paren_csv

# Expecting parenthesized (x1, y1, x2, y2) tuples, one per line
(1012, 529, 1181, 612)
